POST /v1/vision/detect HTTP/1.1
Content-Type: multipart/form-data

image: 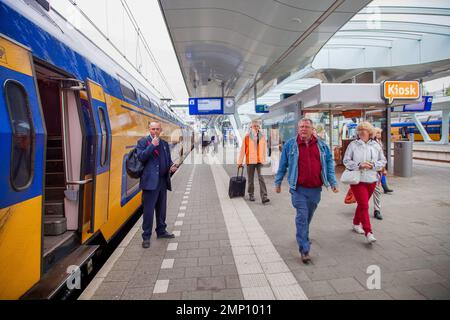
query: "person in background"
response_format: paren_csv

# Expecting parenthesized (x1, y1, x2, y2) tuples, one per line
(343, 121, 386, 244)
(372, 127, 386, 220)
(238, 120, 270, 204)
(137, 122, 178, 248)
(275, 118, 338, 263)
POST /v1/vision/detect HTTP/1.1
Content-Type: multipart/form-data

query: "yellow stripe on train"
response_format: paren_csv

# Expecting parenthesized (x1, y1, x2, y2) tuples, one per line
(0, 196, 42, 299)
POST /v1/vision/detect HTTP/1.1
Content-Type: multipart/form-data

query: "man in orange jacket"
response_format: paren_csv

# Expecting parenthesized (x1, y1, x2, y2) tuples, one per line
(238, 120, 270, 203)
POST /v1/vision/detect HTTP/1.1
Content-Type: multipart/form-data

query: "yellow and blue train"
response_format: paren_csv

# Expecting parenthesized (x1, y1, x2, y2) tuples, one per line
(0, 0, 193, 299)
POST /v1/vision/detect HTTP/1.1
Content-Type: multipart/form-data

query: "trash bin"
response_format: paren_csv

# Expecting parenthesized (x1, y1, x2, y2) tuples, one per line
(393, 141, 413, 177)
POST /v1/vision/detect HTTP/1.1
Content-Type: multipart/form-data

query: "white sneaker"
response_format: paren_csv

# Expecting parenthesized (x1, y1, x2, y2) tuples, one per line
(352, 224, 364, 234)
(366, 232, 377, 243)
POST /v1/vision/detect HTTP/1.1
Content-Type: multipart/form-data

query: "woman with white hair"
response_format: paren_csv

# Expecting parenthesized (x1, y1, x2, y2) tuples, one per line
(343, 121, 387, 243)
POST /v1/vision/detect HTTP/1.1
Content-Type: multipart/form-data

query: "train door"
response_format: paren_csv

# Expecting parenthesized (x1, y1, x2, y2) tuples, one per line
(0, 35, 45, 299)
(80, 79, 111, 242)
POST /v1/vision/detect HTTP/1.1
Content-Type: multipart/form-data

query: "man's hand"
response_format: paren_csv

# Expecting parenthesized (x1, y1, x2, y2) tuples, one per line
(275, 186, 281, 193)
(332, 186, 339, 193)
(151, 136, 160, 147)
(237, 164, 243, 168)
(170, 164, 178, 173)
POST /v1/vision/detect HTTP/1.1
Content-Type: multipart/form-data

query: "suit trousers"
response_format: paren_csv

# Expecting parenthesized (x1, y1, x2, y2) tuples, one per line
(142, 177, 168, 241)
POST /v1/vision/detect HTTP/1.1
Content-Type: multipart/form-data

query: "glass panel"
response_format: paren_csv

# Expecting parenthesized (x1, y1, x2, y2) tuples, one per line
(98, 108, 108, 166)
(119, 78, 137, 102)
(5, 81, 34, 190)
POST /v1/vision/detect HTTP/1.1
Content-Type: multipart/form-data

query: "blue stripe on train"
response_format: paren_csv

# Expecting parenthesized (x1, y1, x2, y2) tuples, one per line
(0, 66, 45, 209)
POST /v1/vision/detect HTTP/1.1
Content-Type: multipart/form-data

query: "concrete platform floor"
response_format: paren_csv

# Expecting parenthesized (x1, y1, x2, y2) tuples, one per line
(80, 146, 450, 300)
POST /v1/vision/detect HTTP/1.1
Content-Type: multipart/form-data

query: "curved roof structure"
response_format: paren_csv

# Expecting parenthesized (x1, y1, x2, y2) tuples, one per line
(238, 0, 450, 117)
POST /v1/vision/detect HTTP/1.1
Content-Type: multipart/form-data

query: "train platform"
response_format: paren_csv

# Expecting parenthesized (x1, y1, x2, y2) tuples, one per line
(79, 146, 450, 300)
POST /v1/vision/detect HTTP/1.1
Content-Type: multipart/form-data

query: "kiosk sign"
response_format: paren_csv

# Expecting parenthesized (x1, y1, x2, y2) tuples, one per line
(382, 80, 421, 104)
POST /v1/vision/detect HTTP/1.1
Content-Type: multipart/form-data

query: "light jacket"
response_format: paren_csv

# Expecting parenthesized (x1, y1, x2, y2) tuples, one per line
(237, 132, 267, 165)
(343, 139, 387, 183)
(274, 136, 337, 190)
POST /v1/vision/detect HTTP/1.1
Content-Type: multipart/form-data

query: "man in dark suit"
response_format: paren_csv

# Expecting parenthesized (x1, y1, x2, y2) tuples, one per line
(137, 122, 178, 248)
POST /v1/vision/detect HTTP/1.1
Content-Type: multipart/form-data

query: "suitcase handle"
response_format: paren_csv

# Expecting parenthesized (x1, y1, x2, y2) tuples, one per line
(236, 166, 244, 178)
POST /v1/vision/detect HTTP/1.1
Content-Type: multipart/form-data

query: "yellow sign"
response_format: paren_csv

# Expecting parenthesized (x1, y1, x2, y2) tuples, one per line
(382, 80, 421, 104)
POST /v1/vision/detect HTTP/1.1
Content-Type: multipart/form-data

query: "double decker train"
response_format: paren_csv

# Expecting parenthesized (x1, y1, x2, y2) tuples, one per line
(0, 0, 193, 299)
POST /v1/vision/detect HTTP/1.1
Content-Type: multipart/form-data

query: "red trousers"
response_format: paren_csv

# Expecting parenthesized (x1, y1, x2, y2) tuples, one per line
(350, 182, 377, 235)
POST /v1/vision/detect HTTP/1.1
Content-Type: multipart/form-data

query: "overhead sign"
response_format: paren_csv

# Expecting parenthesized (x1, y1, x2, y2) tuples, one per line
(255, 104, 269, 113)
(382, 80, 421, 104)
(223, 96, 236, 114)
(189, 97, 223, 115)
(403, 96, 433, 112)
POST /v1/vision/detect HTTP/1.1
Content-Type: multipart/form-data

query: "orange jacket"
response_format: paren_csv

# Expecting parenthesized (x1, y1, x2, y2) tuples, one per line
(237, 133, 267, 165)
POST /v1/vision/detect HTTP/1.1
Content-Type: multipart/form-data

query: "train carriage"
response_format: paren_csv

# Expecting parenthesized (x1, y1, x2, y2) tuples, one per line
(0, 0, 192, 299)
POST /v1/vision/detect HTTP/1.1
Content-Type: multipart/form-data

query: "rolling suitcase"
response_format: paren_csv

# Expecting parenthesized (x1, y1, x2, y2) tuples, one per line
(228, 167, 246, 198)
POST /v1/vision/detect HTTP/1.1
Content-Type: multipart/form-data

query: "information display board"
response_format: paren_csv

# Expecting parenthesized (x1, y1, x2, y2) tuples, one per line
(189, 97, 224, 115)
(403, 96, 433, 112)
(255, 104, 269, 113)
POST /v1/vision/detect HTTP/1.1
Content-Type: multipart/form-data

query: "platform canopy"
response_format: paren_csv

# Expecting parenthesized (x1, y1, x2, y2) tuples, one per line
(237, 0, 450, 116)
(159, 0, 372, 101)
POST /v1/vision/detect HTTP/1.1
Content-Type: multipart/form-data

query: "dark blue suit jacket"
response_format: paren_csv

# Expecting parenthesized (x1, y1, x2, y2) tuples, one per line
(136, 136, 173, 191)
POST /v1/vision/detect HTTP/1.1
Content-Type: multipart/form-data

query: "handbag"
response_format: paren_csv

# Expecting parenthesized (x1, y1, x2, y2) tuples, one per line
(344, 188, 356, 204)
(340, 169, 361, 185)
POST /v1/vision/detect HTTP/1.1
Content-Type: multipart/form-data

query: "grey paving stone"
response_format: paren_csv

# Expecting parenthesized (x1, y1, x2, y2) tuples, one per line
(199, 240, 221, 249)
(173, 257, 198, 268)
(413, 283, 450, 300)
(197, 277, 226, 291)
(325, 293, 360, 300)
(189, 234, 210, 241)
(182, 290, 214, 300)
(168, 278, 198, 292)
(221, 255, 235, 265)
(94, 281, 128, 297)
(385, 286, 427, 300)
(209, 247, 233, 256)
(299, 281, 337, 298)
(211, 264, 239, 277)
(120, 286, 154, 300)
(198, 256, 223, 266)
(104, 270, 134, 282)
(356, 290, 393, 300)
(185, 266, 212, 278)
(111, 259, 140, 272)
(91, 294, 121, 300)
(187, 248, 211, 258)
(178, 241, 200, 250)
(329, 277, 366, 294)
(225, 275, 241, 289)
(165, 249, 189, 259)
(151, 292, 182, 300)
(212, 289, 244, 300)
(157, 268, 186, 280)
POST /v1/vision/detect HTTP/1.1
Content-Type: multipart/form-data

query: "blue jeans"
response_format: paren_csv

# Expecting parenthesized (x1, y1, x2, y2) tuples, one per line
(142, 177, 168, 241)
(290, 186, 322, 254)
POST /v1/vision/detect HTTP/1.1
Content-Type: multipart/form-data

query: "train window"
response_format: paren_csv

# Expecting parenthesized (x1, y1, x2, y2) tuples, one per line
(119, 77, 137, 102)
(139, 92, 152, 111)
(98, 108, 109, 166)
(4, 80, 35, 190)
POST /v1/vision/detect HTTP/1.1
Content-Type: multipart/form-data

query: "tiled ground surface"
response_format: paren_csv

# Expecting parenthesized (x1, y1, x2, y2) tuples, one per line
(83, 145, 450, 300)
(223, 160, 450, 300)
